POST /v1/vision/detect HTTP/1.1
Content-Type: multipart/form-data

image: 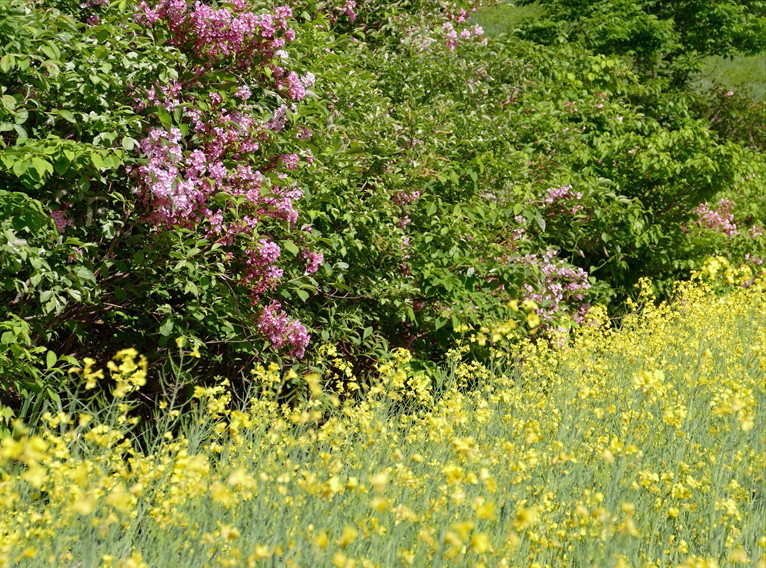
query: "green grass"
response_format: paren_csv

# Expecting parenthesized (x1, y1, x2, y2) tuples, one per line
(696, 54, 766, 101)
(471, 1, 544, 37)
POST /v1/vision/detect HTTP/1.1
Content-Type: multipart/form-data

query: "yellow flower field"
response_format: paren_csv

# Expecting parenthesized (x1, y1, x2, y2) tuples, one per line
(1, 274, 764, 567)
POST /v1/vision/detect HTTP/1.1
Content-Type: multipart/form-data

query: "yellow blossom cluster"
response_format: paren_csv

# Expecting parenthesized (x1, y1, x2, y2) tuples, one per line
(0, 275, 764, 567)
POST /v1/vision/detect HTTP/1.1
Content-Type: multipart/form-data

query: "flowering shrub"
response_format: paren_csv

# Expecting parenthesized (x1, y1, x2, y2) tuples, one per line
(694, 198, 739, 236)
(1, 0, 765, 409)
(519, 250, 591, 327)
(0, 0, 331, 394)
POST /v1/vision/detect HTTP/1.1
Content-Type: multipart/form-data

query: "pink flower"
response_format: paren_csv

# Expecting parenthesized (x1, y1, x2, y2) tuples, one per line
(280, 153, 300, 170)
(257, 301, 310, 357)
(280, 71, 306, 100)
(235, 85, 252, 100)
(301, 249, 324, 274)
(694, 199, 738, 236)
(51, 209, 74, 232)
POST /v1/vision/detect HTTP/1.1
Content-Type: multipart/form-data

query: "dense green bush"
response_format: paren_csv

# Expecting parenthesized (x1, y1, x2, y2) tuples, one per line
(1, 0, 765, 410)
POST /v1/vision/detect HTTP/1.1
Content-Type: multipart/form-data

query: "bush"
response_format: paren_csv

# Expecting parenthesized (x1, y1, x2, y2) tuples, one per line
(1, 0, 764, 410)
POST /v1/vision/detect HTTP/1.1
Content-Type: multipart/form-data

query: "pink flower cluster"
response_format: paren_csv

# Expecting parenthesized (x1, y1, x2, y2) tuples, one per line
(694, 198, 738, 236)
(81, 0, 108, 25)
(393, 190, 421, 232)
(323, 0, 357, 23)
(136, 82, 183, 112)
(392, 190, 422, 206)
(242, 239, 284, 299)
(301, 249, 324, 274)
(439, 0, 498, 50)
(442, 21, 485, 51)
(443, 0, 497, 23)
(511, 215, 526, 243)
(257, 301, 310, 358)
(134, 128, 206, 226)
(135, 0, 296, 70)
(519, 250, 591, 325)
(51, 208, 74, 233)
(134, 102, 309, 226)
(542, 184, 584, 215)
(132, 0, 321, 358)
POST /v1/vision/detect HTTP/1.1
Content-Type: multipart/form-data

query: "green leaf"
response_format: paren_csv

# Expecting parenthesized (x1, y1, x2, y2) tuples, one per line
(157, 107, 172, 129)
(159, 319, 174, 337)
(40, 43, 61, 61)
(184, 281, 199, 296)
(76, 267, 96, 282)
(296, 289, 310, 302)
(1, 95, 15, 111)
(11, 160, 27, 177)
(56, 110, 76, 123)
(90, 152, 104, 170)
(45, 350, 57, 370)
(0, 55, 12, 73)
(53, 157, 70, 175)
(283, 240, 300, 255)
(31, 157, 53, 178)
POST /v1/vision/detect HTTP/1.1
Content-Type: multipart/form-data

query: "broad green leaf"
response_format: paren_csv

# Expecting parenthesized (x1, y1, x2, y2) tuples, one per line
(283, 240, 300, 255)
(159, 319, 174, 337)
(0, 55, 12, 73)
(45, 350, 57, 369)
(11, 160, 27, 177)
(31, 157, 53, 178)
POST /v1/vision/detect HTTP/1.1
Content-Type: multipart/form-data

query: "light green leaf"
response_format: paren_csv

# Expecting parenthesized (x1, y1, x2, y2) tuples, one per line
(45, 350, 57, 369)
(283, 240, 300, 255)
(159, 319, 174, 337)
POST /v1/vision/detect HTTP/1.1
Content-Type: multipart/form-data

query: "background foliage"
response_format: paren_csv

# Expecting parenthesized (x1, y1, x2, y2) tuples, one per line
(1, 0, 765, 410)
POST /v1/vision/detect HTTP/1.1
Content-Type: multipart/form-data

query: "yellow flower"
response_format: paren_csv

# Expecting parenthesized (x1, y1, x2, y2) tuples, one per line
(116, 552, 148, 568)
(337, 525, 358, 548)
(521, 299, 538, 313)
(369, 472, 389, 494)
(219, 524, 240, 541)
(470, 532, 491, 554)
(632, 369, 665, 394)
(513, 505, 539, 531)
(370, 496, 392, 513)
(526, 312, 541, 329)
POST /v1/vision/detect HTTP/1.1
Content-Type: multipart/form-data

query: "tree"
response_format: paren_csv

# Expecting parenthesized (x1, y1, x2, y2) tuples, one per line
(517, 0, 766, 87)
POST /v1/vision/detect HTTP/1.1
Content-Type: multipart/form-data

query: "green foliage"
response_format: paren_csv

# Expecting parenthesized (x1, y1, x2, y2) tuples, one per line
(692, 85, 766, 151)
(292, 25, 753, 365)
(1, 0, 765, 410)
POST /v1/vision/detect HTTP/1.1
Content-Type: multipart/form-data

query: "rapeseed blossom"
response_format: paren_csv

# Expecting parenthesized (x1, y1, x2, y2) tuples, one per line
(0, 274, 764, 567)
